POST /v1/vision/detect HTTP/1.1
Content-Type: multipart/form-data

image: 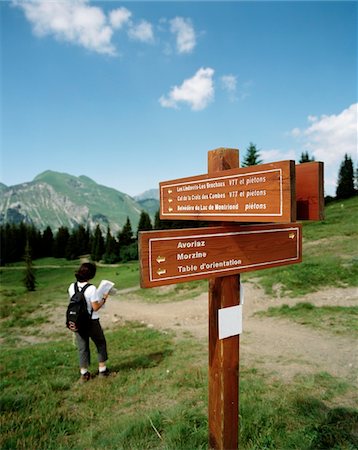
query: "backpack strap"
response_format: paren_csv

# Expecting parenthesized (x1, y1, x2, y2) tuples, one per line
(78, 283, 93, 318)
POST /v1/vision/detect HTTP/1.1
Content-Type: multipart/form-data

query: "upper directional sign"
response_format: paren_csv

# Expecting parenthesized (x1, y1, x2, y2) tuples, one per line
(160, 160, 296, 223)
(139, 223, 302, 288)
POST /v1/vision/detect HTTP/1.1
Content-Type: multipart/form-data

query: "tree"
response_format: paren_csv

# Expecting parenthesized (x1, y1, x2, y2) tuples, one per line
(241, 142, 262, 167)
(119, 242, 138, 262)
(91, 225, 105, 261)
(336, 154, 356, 199)
(53, 226, 70, 258)
(103, 226, 119, 264)
(41, 226, 54, 257)
(299, 151, 315, 163)
(0, 224, 16, 264)
(137, 211, 152, 238)
(118, 217, 134, 247)
(23, 240, 36, 291)
(77, 225, 90, 256)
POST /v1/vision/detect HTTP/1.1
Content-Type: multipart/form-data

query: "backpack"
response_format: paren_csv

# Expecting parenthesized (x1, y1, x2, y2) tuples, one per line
(66, 283, 92, 333)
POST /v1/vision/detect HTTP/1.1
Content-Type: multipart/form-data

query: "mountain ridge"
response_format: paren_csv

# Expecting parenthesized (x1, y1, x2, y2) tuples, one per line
(0, 171, 159, 232)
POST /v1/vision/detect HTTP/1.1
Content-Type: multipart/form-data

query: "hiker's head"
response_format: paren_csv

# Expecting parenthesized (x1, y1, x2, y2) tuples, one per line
(75, 262, 97, 282)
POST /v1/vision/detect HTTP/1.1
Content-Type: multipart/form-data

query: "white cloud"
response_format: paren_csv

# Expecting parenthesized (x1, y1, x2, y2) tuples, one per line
(169, 17, 196, 54)
(128, 20, 154, 43)
(13, 2, 198, 58)
(291, 103, 357, 195)
(221, 75, 237, 102)
(303, 103, 357, 165)
(221, 75, 237, 92)
(260, 148, 296, 163)
(109, 7, 132, 30)
(290, 127, 301, 137)
(13, 0, 116, 55)
(159, 67, 215, 111)
(307, 115, 318, 123)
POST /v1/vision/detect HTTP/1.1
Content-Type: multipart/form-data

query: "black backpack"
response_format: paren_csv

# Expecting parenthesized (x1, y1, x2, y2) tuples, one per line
(66, 283, 92, 333)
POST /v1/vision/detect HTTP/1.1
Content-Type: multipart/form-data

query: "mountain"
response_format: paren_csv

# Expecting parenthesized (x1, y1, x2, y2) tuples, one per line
(134, 189, 160, 218)
(0, 171, 157, 233)
(134, 188, 159, 201)
(0, 183, 7, 192)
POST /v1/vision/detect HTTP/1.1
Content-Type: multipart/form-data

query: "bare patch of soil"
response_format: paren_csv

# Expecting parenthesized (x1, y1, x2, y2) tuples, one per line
(31, 283, 357, 393)
(101, 284, 358, 387)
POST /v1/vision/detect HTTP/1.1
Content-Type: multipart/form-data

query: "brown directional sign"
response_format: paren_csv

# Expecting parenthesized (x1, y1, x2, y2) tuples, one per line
(160, 160, 296, 223)
(139, 223, 302, 288)
(296, 161, 324, 221)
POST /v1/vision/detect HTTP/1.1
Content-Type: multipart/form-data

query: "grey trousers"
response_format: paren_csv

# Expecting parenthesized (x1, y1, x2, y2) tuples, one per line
(75, 319, 108, 367)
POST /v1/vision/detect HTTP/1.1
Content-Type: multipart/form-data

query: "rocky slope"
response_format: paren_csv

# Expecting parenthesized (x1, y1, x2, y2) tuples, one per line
(0, 171, 159, 232)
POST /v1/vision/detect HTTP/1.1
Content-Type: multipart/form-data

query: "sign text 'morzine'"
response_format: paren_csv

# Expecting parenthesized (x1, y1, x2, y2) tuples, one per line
(139, 223, 302, 288)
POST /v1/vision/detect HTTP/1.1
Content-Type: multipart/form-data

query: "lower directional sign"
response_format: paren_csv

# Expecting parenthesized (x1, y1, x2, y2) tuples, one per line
(139, 223, 302, 288)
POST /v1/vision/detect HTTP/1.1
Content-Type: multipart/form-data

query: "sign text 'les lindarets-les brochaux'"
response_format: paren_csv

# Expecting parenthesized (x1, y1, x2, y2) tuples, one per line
(160, 160, 296, 223)
(139, 223, 302, 288)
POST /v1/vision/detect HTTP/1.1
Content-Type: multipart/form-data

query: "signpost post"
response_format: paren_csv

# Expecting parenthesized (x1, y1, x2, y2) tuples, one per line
(207, 148, 240, 450)
(139, 147, 323, 449)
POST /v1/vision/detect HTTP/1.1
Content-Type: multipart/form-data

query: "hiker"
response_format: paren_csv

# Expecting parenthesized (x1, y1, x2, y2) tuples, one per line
(68, 262, 109, 381)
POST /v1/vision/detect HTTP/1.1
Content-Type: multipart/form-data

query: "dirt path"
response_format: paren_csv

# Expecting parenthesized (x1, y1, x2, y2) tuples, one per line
(101, 284, 358, 386)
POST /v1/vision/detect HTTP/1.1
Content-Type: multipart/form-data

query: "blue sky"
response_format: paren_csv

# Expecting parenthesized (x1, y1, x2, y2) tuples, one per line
(1, 1, 357, 197)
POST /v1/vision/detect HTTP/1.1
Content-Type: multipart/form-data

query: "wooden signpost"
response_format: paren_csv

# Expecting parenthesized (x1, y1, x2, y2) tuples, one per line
(139, 147, 323, 449)
(139, 223, 302, 288)
(296, 161, 324, 221)
(160, 160, 296, 223)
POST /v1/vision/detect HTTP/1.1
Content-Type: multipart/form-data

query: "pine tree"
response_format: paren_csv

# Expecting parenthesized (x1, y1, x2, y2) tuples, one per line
(137, 211, 153, 238)
(41, 226, 54, 257)
(299, 151, 315, 163)
(91, 225, 105, 261)
(53, 226, 70, 258)
(103, 226, 119, 264)
(241, 143, 263, 167)
(118, 217, 134, 247)
(77, 225, 90, 256)
(336, 154, 356, 199)
(23, 240, 36, 291)
(154, 210, 167, 230)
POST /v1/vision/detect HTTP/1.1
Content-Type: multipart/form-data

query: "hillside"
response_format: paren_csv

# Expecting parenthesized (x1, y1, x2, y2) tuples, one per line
(0, 171, 159, 232)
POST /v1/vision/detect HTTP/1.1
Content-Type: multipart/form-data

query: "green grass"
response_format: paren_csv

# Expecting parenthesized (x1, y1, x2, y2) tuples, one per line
(250, 254, 358, 297)
(256, 302, 358, 337)
(302, 196, 358, 241)
(1, 198, 358, 447)
(0, 260, 140, 343)
(1, 326, 357, 450)
(244, 197, 358, 297)
(240, 369, 358, 450)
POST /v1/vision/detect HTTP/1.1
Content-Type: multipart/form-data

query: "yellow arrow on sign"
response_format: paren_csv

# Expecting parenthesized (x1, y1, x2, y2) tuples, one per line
(168, 207, 173, 212)
(168, 189, 173, 194)
(156, 256, 166, 263)
(289, 233, 296, 239)
(168, 198, 173, 203)
(157, 269, 167, 276)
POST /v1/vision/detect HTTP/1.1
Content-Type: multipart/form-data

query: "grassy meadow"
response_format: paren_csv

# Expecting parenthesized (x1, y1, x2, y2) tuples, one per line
(0, 197, 357, 449)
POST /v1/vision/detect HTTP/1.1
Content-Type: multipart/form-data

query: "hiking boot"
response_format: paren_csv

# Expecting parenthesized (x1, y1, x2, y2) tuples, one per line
(80, 371, 91, 382)
(98, 368, 110, 378)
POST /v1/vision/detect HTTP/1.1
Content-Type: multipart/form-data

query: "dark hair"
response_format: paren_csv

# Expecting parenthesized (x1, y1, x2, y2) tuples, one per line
(75, 262, 96, 282)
